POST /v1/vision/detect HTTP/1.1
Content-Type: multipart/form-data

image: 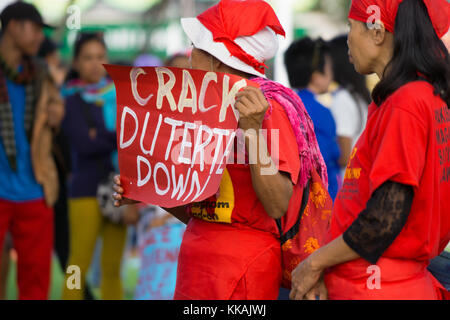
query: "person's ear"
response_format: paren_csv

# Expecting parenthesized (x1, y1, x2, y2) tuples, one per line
(370, 21, 387, 46)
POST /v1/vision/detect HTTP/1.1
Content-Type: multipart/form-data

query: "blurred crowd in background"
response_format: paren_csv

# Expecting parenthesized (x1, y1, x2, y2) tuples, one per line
(0, 0, 448, 300)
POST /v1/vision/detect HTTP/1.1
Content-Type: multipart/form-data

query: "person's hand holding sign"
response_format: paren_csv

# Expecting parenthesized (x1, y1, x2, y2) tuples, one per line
(112, 175, 140, 207)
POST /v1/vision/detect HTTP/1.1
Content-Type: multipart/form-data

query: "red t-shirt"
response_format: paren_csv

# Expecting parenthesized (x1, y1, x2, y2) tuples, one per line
(189, 98, 301, 236)
(331, 81, 450, 261)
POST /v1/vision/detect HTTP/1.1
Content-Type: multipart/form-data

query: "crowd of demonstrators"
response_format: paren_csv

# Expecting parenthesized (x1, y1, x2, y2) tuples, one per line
(114, 0, 328, 300)
(284, 37, 341, 200)
(0, 0, 449, 301)
(290, 0, 450, 300)
(328, 35, 371, 175)
(0, 2, 64, 299)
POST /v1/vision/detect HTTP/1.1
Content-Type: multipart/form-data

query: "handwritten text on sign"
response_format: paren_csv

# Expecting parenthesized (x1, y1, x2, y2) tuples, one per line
(105, 65, 252, 207)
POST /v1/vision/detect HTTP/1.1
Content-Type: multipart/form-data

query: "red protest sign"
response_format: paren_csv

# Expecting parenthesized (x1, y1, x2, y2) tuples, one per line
(104, 65, 251, 208)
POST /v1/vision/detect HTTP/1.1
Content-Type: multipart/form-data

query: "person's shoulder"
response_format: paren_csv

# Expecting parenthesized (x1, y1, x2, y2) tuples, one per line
(332, 88, 353, 100)
(385, 81, 441, 115)
(388, 81, 436, 105)
(331, 88, 358, 110)
(379, 81, 440, 128)
(266, 97, 291, 124)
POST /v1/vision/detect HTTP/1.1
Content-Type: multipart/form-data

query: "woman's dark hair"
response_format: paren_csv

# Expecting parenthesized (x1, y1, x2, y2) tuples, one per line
(372, 0, 450, 107)
(284, 37, 330, 88)
(329, 35, 371, 105)
(64, 32, 106, 83)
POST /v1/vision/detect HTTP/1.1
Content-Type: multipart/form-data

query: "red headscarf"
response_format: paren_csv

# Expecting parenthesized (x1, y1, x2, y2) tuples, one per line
(349, 0, 450, 38)
(197, 0, 285, 75)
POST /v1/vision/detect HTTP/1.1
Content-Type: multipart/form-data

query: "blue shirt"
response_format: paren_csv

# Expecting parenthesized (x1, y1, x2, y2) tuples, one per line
(297, 89, 341, 200)
(0, 78, 44, 201)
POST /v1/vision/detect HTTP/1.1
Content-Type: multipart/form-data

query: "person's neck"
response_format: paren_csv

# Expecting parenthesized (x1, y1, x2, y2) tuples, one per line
(0, 34, 23, 70)
(374, 57, 390, 80)
(374, 41, 394, 80)
(216, 64, 252, 79)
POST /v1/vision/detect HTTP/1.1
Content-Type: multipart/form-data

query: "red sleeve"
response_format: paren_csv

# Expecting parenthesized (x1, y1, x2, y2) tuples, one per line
(368, 103, 427, 195)
(262, 99, 301, 185)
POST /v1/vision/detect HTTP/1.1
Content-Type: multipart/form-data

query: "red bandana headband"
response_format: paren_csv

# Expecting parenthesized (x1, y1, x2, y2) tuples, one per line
(349, 0, 450, 38)
(197, 0, 286, 75)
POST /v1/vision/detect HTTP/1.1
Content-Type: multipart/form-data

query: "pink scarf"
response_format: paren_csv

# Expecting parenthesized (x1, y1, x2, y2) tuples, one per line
(251, 77, 328, 189)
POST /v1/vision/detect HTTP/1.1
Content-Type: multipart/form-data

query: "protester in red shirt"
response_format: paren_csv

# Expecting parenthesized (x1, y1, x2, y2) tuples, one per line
(290, 0, 450, 300)
(113, 0, 327, 300)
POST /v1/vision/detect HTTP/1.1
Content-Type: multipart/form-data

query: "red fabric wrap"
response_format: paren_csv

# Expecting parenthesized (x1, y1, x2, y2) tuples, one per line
(349, 0, 450, 38)
(197, 0, 286, 75)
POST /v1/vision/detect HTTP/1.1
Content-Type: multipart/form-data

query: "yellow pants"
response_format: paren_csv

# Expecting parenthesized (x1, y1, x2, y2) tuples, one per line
(62, 197, 127, 300)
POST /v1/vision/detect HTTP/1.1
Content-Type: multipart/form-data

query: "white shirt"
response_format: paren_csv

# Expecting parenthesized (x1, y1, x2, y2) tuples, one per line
(329, 88, 368, 148)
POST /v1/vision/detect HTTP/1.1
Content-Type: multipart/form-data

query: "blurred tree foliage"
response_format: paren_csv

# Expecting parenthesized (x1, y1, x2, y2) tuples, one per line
(317, 0, 351, 22)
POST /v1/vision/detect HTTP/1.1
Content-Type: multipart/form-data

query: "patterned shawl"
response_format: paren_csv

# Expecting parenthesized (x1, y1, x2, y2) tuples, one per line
(251, 77, 328, 189)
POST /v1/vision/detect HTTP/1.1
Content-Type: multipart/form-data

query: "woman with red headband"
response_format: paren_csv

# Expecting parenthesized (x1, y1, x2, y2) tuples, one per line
(113, 0, 327, 299)
(290, 0, 450, 300)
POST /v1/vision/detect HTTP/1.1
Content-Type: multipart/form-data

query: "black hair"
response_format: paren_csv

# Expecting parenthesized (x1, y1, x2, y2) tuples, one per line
(372, 0, 450, 107)
(64, 32, 106, 83)
(284, 37, 330, 88)
(329, 35, 371, 105)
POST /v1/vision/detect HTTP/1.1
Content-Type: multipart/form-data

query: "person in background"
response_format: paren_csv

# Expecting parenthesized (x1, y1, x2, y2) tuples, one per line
(37, 36, 70, 275)
(284, 37, 340, 200)
(164, 53, 191, 69)
(290, 0, 450, 300)
(328, 35, 371, 174)
(0, 2, 64, 300)
(61, 32, 137, 300)
(114, 0, 328, 300)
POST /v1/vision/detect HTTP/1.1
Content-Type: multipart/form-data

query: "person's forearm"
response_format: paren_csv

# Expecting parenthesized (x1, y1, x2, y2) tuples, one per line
(246, 131, 293, 219)
(161, 205, 191, 225)
(337, 136, 352, 168)
(309, 235, 361, 272)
